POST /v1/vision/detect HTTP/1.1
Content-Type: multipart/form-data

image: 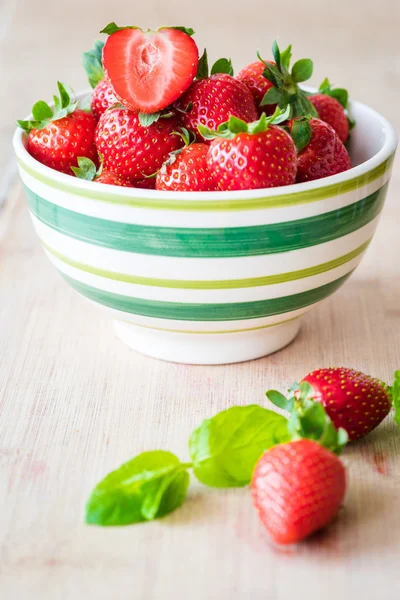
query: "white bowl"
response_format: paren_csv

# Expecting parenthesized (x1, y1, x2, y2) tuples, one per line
(13, 96, 397, 364)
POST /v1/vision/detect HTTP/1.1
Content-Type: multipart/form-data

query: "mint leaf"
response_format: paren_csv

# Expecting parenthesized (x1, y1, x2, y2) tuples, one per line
(82, 40, 105, 88)
(211, 58, 234, 76)
(85, 451, 190, 526)
(392, 371, 400, 428)
(291, 58, 313, 83)
(189, 405, 289, 488)
(138, 112, 161, 127)
(196, 49, 209, 79)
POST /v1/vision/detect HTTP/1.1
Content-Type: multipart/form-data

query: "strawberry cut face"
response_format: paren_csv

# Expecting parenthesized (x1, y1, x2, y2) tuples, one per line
(103, 28, 199, 114)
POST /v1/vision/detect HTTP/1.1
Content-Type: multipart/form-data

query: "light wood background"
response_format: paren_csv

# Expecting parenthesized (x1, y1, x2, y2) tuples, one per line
(1, 1, 400, 598)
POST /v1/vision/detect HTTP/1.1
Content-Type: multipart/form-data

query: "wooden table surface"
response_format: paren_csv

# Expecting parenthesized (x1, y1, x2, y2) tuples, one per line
(1, 1, 400, 598)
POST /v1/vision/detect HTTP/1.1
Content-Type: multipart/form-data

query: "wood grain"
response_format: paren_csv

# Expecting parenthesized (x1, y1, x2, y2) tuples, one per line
(1, 1, 400, 598)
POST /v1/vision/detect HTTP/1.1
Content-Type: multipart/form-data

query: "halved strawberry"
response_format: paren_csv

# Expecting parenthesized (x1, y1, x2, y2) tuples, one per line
(101, 24, 199, 114)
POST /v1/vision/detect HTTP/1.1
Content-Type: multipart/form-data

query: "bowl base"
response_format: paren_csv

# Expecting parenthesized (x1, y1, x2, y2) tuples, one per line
(112, 318, 301, 365)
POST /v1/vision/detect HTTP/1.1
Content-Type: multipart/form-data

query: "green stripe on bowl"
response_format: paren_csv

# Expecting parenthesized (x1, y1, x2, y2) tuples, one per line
(119, 315, 301, 335)
(26, 185, 387, 258)
(18, 154, 394, 212)
(62, 271, 352, 321)
(42, 239, 370, 289)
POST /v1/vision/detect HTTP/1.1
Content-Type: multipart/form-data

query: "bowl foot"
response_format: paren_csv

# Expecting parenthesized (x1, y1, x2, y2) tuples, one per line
(112, 318, 301, 365)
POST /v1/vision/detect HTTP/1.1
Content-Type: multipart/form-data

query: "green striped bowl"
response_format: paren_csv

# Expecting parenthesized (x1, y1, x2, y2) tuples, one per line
(13, 97, 397, 364)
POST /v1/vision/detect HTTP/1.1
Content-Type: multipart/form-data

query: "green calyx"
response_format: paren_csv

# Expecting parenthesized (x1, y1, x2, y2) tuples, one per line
(266, 381, 348, 455)
(198, 105, 290, 141)
(17, 82, 78, 132)
(83, 40, 104, 88)
(390, 370, 400, 428)
(259, 41, 318, 119)
(289, 116, 313, 152)
(100, 23, 194, 36)
(71, 157, 99, 181)
(317, 78, 356, 131)
(159, 128, 196, 173)
(195, 48, 234, 79)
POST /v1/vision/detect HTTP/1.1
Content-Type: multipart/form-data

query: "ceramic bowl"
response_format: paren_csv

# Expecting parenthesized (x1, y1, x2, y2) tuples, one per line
(13, 96, 397, 364)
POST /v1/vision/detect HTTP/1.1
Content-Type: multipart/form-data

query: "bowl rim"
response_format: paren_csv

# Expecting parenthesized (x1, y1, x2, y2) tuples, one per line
(13, 92, 397, 202)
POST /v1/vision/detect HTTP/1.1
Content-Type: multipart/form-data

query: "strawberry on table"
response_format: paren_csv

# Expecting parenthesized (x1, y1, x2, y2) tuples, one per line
(175, 50, 258, 143)
(156, 128, 217, 192)
(71, 156, 132, 187)
(101, 23, 199, 114)
(18, 82, 98, 174)
(198, 107, 297, 191)
(289, 117, 351, 182)
(252, 439, 346, 545)
(298, 367, 393, 440)
(310, 79, 352, 143)
(236, 60, 276, 115)
(95, 107, 185, 184)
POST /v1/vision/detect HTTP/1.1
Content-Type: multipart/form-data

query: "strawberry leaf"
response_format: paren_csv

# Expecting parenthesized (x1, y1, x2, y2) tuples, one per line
(290, 118, 312, 152)
(260, 86, 281, 106)
(100, 22, 140, 35)
(138, 112, 161, 127)
(17, 81, 77, 132)
(196, 49, 209, 79)
(31, 101, 53, 123)
(168, 26, 195, 36)
(71, 157, 97, 181)
(291, 58, 313, 83)
(266, 382, 348, 455)
(391, 370, 400, 428)
(83, 40, 105, 88)
(211, 58, 234, 76)
(271, 40, 281, 69)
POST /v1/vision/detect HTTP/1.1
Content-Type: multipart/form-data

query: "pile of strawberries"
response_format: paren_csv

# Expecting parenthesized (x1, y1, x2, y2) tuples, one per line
(19, 25, 354, 192)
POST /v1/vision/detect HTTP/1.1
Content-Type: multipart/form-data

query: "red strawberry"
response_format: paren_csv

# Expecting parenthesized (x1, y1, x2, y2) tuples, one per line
(199, 109, 297, 191)
(310, 94, 349, 143)
(156, 141, 217, 192)
(18, 83, 97, 175)
(299, 367, 392, 441)
(252, 440, 346, 545)
(133, 178, 156, 190)
(289, 117, 351, 183)
(236, 61, 276, 115)
(95, 108, 184, 183)
(102, 24, 198, 114)
(72, 157, 131, 187)
(91, 78, 119, 120)
(309, 79, 353, 143)
(175, 74, 258, 143)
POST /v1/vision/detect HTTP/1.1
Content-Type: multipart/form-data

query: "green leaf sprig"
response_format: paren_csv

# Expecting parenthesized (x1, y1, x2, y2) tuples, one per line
(259, 41, 318, 119)
(85, 404, 289, 527)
